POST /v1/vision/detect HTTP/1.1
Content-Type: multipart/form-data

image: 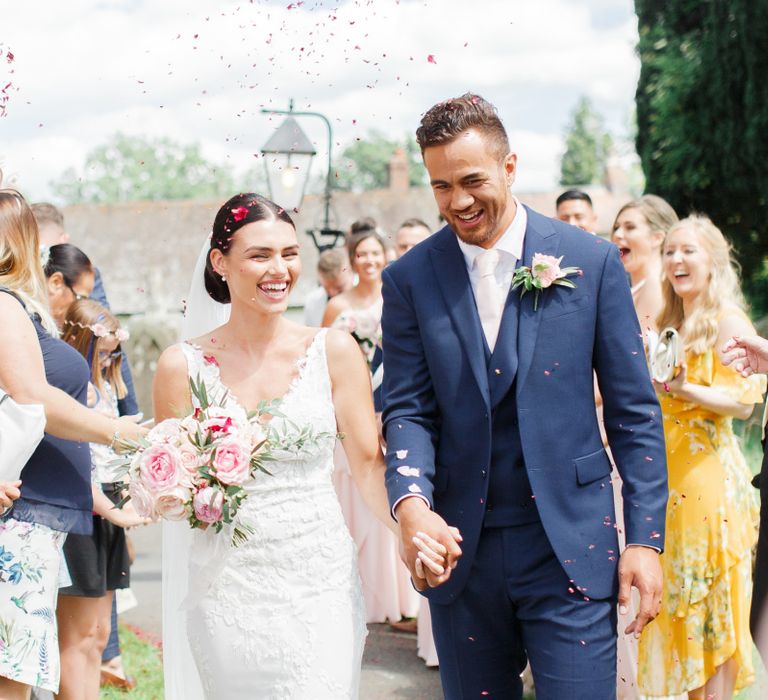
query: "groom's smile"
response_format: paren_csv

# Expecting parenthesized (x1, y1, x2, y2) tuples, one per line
(423, 127, 517, 249)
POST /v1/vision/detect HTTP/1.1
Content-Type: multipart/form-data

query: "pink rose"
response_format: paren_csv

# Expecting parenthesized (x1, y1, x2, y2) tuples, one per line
(128, 480, 155, 519)
(193, 486, 224, 524)
(148, 418, 183, 445)
(155, 487, 190, 521)
(139, 444, 182, 492)
(531, 253, 564, 288)
(212, 437, 251, 485)
(200, 407, 244, 438)
(178, 443, 203, 484)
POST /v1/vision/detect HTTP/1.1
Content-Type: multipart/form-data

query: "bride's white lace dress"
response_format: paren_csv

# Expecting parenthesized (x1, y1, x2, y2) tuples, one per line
(167, 329, 366, 699)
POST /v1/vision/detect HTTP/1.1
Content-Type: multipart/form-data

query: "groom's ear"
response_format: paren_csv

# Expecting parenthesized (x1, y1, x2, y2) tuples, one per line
(503, 152, 517, 187)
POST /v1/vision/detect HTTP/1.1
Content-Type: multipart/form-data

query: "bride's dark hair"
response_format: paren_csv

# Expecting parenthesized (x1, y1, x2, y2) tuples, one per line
(204, 193, 296, 303)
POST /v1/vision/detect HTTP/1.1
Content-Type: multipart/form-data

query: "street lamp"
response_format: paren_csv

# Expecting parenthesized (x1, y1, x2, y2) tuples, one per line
(261, 99, 345, 252)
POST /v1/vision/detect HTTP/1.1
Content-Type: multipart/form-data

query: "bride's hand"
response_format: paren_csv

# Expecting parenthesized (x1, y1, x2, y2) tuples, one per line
(412, 527, 462, 577)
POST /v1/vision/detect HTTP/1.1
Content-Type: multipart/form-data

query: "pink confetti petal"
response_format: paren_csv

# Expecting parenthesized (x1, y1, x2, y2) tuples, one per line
(427, 54, 436, 64)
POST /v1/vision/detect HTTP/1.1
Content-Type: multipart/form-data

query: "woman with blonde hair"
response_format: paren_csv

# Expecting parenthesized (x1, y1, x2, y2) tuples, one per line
(0, 188, 145, 699)
(637, 215, 763, 699)
(612, 194, 679, 343)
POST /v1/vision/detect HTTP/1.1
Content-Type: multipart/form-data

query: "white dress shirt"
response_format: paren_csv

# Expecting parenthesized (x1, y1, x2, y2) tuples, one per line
(456, 197, 527, 324)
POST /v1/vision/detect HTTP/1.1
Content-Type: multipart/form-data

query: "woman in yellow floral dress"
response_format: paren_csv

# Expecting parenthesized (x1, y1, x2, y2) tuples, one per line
(638, 215, 763, 699)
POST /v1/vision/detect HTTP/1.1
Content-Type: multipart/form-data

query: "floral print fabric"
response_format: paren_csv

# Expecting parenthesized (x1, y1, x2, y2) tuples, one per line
(0, 518, 65, 691)
(638, 325, 764, 695)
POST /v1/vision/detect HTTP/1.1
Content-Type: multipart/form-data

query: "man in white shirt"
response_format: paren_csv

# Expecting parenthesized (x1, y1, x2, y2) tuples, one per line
(303, 247, 353, 326)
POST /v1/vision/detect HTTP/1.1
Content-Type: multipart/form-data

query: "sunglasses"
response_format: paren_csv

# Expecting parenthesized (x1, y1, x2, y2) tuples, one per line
(65, 283, 89, 301)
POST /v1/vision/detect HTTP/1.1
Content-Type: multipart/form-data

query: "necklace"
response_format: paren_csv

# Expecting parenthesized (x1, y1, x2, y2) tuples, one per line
(630, 278, 647, 297)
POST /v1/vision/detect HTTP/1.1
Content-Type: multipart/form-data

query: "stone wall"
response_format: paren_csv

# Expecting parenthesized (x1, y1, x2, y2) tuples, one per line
(63, 185, 629, 315)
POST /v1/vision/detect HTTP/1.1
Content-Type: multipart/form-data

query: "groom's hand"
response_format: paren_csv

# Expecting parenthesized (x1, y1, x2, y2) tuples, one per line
(395, 496, 462, 590)
(618, 545, 663, 638)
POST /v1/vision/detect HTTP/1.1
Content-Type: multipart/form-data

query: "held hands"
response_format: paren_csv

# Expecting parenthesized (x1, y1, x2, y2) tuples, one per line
(395, 496, 462, 591)
(618, 545, 663, 638)
(722, 335, 768, 377)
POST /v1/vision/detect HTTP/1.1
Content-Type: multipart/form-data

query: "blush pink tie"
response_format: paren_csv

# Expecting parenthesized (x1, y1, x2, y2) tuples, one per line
(475, 248, 504, 351)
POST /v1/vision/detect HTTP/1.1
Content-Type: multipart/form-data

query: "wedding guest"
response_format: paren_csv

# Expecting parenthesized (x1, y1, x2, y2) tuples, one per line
(56, 300, 149, 700)
(303, 247, 353, 327)
(607, 193, 680, 700)
(394, 218, 432, 258)
(637, 215, 763, 699)
(0, 189, 145, 699)
(32, 204, 139, 416)
(611, 194, 678, 345)
(721, 333, 768, 668)
(34, 206, 141, 687)
(43, 243, 95, 326)
(555, 189, 598, 232)
(323, 223, 419, 625)
(31, 202, 69, 245)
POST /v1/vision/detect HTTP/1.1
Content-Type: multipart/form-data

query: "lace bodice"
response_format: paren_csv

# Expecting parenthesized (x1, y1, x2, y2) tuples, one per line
(174, 329, 366, 699)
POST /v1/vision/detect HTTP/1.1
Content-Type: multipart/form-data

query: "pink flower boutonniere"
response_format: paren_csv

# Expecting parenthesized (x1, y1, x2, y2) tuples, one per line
(512, 253, 581, 310)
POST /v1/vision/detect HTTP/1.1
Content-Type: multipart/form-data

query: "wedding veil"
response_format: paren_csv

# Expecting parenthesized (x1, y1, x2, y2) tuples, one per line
(162, 235, 230, 700)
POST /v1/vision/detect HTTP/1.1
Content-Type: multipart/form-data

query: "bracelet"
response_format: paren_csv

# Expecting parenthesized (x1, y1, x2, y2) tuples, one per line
(109, 426, 121, 450)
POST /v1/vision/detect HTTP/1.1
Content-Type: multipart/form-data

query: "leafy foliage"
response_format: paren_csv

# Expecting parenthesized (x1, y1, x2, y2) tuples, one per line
(51, 133, 236, 204)
(634, 0, 768, 313)
(559, 96, 613, 186)
(334, 130, 426, 191)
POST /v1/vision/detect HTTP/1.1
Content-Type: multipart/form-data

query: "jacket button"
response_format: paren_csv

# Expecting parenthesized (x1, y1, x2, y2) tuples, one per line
(494, 368, 502, 375)
(481, 469, 487, 478)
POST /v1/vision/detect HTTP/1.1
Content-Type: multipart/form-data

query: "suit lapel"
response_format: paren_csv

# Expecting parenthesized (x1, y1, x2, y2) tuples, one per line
(429, 230, 490, 406)
(516, 208, 561, 394)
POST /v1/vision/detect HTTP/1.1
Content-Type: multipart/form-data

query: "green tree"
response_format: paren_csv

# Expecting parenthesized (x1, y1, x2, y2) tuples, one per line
(634, 0, 768, 312)
(334, 130, 426, 191)
(51, 133, 236, 203)
(559, 96, 613, 186)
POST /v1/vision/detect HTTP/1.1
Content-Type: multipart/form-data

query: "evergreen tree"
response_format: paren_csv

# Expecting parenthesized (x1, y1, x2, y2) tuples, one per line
(635, 0, 768, 312)
(559, 96, 613, 186)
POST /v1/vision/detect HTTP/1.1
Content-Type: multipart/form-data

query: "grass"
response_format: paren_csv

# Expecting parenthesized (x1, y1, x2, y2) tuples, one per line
(100, 624, 164, 700)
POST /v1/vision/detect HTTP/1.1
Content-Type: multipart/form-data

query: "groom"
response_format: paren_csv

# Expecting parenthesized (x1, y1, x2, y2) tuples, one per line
(381, 94, 668, 699)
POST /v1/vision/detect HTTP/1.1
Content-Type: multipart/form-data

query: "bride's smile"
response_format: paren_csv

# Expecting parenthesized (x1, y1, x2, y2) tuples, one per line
(211, 217, 301, 313)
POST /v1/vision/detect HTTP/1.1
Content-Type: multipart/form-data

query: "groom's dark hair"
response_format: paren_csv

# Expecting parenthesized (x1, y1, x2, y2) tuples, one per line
(416, 93, 510, 160)
(204, 193, 295, 304)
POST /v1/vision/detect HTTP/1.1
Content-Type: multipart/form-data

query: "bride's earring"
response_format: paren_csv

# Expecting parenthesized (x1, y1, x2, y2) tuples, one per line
(221, 275, 227, 282)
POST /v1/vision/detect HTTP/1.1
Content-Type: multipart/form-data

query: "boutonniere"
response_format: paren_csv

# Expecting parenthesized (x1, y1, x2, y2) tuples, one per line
(511, 253, 582, 310)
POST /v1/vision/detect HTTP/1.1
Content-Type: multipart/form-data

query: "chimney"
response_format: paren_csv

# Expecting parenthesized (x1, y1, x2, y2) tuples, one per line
(388, 147, 409, 192)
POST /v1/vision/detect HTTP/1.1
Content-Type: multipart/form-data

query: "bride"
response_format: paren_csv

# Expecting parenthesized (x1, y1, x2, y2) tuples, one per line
(154, 193, 449, 699)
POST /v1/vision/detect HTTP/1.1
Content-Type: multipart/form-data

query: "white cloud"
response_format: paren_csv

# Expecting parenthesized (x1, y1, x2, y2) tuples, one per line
(1, 0, 640, 201)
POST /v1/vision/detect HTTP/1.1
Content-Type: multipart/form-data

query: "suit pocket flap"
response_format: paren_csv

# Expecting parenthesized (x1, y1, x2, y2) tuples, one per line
(574, 448, 612, 486)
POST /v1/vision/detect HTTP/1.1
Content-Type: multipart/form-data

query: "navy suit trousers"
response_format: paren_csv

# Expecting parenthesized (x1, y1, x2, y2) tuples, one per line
(429, 519, 617, 700)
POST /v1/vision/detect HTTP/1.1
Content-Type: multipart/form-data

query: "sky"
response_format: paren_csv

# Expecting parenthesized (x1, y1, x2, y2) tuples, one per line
(1, 0, 641, 204)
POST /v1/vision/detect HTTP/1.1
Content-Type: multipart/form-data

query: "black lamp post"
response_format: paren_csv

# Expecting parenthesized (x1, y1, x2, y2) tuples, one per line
(261, 99, 345, 252)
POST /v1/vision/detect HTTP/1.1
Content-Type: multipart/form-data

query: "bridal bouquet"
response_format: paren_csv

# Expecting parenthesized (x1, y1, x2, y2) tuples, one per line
(113, 376, 333, 545)
(334, 314, 382, 366)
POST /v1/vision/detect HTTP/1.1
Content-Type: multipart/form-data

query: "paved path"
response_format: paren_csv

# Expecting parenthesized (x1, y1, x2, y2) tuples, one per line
(124, 523, 443, 699)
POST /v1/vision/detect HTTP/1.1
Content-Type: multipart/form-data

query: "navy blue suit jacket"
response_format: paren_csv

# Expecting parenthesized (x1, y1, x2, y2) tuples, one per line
(381, 207, 668, 604)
